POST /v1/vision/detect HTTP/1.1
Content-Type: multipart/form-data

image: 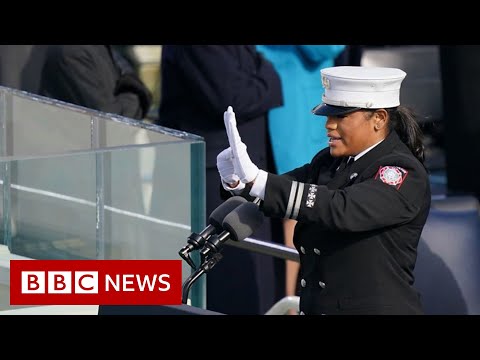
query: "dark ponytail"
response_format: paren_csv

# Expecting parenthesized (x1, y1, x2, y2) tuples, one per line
(386, 106, 426, 166)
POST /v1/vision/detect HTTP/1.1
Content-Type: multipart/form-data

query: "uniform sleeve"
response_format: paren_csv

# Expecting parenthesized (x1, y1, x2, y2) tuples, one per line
(261, 158, 429, 232)
(176, 45, 283, 123)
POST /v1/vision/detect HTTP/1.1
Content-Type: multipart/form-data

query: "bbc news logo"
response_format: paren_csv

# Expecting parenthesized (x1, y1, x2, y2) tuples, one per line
(10, 260, 182, 305)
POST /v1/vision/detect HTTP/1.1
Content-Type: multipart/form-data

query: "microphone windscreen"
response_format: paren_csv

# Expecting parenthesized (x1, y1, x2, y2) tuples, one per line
(222, 202, 265, 241)
(209, 196, 248, 229)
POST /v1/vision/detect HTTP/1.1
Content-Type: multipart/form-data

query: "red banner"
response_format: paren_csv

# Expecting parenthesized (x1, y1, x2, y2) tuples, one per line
(10, 260, 182, 305)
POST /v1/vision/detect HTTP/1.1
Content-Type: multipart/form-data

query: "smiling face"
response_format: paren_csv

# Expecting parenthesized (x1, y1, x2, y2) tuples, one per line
(325, 109, 389, 158)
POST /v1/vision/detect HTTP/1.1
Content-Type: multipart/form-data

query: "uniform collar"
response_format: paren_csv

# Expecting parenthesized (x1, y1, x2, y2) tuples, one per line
(352, 138, 385, 162)
(348, 130, 401, 171)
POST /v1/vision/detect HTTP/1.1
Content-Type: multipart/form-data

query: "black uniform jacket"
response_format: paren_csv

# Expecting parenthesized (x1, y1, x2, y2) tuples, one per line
(261, 130, 431, 315)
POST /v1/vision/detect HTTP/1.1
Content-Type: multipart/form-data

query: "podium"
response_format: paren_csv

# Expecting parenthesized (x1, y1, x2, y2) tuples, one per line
(98, 305, 223, 315)
(0, 85, 207, 311)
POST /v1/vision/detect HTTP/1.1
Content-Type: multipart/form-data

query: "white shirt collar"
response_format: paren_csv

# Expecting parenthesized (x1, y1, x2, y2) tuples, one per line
(350, 138, 385, 163)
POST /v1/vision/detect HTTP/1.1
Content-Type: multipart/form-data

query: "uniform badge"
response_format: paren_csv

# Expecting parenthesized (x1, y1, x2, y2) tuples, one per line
(306, 184, 318, 208)
(321, 75, 330, 89)
(375, 166, 408, 190)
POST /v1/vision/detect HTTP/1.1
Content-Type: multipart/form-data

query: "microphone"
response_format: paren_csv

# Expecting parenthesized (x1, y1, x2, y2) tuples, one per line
(199, 202, 265, 260)
(181, 201, 264, 304)
(179, 196, 247, 268)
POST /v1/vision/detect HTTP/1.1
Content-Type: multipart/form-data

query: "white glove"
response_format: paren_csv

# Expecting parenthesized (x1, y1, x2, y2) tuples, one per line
(217, 147, 239, 184)
(224, 106, 259, 183)
(217, 147, 245, 191)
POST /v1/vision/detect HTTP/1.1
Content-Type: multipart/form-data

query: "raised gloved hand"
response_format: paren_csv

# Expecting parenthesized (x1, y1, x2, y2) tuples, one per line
(217, 147, 243, 190)
(224, 106, 259, 183)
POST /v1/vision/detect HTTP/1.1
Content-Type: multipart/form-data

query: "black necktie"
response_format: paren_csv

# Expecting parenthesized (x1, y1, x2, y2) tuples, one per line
(332, 156, 356, 188)
(337, 157, 353, 173)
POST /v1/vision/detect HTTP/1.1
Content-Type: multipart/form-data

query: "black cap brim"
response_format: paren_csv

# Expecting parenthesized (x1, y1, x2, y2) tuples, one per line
(312, 103, 361, 116)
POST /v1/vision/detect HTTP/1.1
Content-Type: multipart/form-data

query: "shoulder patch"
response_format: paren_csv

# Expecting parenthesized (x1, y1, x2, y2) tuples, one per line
(375, 166, 408, 190)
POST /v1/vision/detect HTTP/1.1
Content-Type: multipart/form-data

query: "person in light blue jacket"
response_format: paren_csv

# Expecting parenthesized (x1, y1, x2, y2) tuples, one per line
(255, 45, 346, 310)
(256, 45, 346, 174)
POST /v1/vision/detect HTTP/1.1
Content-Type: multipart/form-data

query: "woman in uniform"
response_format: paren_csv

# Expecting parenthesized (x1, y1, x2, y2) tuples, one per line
(217, 66, 431, 315)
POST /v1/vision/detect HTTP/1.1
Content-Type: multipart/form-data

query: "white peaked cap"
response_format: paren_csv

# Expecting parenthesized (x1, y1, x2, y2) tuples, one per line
(312, 66, 407, 116)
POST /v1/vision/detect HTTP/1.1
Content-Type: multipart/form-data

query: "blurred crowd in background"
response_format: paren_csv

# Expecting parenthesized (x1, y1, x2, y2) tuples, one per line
(0, 45, 448, 180)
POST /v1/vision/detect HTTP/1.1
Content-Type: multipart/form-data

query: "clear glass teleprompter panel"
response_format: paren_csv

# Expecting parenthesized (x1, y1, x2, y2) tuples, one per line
(0, 87, 206, 306)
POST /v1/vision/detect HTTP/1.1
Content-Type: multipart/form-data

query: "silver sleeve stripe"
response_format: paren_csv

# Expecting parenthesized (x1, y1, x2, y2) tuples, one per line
(285, 181, 298, 219)
(291, 182, 305, 220)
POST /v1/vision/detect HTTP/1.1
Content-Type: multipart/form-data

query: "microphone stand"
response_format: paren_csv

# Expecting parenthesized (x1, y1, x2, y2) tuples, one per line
(181, 252, 223, 304)
(178, 232, 206, 270)
(181, 197, 261, 304)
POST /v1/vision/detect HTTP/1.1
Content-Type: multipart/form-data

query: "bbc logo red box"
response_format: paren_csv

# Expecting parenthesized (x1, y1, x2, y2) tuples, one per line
(10, 260, 182, 305)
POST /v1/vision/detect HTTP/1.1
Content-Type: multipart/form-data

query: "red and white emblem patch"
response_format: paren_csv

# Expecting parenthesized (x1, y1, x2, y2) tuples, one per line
(375, 166, 408, 189)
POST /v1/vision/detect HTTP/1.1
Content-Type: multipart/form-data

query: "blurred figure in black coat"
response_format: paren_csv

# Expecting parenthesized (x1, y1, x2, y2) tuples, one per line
(157, 45, 283, 314)
(39, 45, 151, 120)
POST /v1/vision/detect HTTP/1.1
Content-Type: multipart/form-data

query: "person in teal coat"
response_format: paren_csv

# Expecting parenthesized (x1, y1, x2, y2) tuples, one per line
(256, 45, 346, 174)
(255, 45, 346, 310)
